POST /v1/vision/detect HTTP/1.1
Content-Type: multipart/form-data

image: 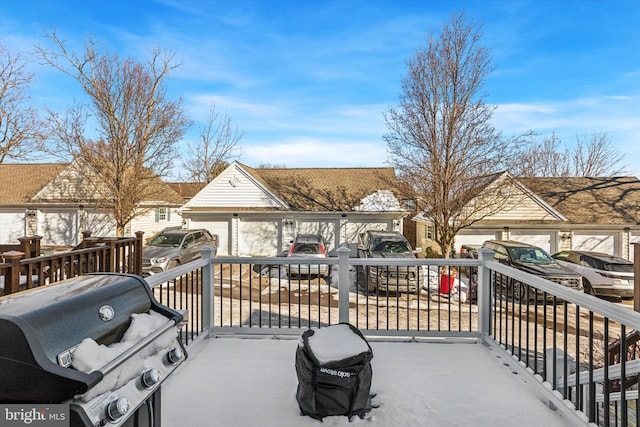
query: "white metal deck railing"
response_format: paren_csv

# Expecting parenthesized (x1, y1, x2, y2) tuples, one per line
(146, 245, 640, 426)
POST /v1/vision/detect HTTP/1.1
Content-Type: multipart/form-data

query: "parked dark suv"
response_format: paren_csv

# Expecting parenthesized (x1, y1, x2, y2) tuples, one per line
(482, 240, 583, 300)
(356, 230, 420, 294)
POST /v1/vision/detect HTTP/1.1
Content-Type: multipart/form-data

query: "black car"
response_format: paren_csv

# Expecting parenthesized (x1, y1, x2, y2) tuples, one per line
(459, 244, 480, 259)
(356, 230, 420, 294)
(482, 240, 583, 300)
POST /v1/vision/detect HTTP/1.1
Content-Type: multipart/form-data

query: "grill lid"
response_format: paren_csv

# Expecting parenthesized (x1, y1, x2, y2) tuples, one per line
(0, 273, 182, 403)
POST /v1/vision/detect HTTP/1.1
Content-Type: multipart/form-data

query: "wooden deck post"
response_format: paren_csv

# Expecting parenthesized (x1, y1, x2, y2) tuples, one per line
(31, 236, 42, 257)
(3, 251, 24, 295)
(18, 237, 31, 259)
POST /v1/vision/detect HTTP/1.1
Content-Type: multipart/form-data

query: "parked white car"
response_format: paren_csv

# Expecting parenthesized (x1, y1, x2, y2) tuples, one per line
(551, 250, 634, 299)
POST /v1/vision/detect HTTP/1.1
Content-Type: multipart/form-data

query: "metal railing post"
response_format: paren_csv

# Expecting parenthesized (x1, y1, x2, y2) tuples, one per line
(477, 248, 494, 338)
(201, 245, 216, 337)
(634, 242, 640, 313)
(337, 246, 350, 324)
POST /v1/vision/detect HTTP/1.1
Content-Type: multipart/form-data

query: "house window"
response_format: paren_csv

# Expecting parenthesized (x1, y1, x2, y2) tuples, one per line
(155, 207, 171, 222)
(425, 224, 435, 240)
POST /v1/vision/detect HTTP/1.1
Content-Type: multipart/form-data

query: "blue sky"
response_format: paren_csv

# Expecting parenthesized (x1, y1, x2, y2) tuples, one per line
(1, 0, 639, 177)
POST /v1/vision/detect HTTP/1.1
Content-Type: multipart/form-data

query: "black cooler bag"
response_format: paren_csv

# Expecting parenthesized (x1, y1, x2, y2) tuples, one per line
(295, 323, 374, 420)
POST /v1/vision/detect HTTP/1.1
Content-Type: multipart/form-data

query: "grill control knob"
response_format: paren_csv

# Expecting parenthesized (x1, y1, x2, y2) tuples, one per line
(106, 397, 129, 422)
(167, 347, 184, 365)
(141, 368, 161, 389)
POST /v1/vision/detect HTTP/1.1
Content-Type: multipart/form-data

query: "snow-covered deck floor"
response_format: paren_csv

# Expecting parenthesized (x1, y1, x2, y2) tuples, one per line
(162, 336, 584, 427)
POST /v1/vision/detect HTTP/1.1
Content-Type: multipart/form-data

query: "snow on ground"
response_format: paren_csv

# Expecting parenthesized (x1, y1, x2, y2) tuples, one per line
(162, 337, 582, 427)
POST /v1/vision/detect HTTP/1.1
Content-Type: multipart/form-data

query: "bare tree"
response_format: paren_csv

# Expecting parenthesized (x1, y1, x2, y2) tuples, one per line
(384, 12, 520, 258)
(37, 33, 191, 235)
(571, 132, 626, 176)
(182, 102, 243, 183)
(257, 162, 287, 168)
(0, 45, 47, 162)
(513, 131, 626, 177)
(512, 132, 570, 177)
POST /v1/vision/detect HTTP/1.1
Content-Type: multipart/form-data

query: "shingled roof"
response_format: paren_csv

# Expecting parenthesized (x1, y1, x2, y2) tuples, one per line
(167, 182, 207, 200)
(0, 162, 184, 205)
(0, 164, 66, 203)
(244, 164, 399, 211)
(519, 176, 640, 225)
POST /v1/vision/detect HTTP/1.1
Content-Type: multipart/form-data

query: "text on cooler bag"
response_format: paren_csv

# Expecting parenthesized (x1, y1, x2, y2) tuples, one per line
(319, 367, 353, 378)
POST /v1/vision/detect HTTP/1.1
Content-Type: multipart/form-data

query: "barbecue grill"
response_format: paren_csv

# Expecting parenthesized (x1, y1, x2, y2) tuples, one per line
(0, 273, 187, 427)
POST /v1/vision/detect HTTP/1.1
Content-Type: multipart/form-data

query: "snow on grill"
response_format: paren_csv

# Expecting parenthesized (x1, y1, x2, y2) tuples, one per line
(0, 273, 187, 427)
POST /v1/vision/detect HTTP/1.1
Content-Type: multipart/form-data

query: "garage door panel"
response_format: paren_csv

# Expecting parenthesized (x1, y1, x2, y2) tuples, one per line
(297, 221, 337, 251)
(509, 231, 554, 253)
(454, 231, 499, 253)
(41, 211, 78, 246)
(0, 211, 25, 244)
(239, 220, 278, 256)
(85, 211, 116, 238)
(191, 221, 229, 256)
(345, 222, 387, 244)
(572, 233, 615, 255)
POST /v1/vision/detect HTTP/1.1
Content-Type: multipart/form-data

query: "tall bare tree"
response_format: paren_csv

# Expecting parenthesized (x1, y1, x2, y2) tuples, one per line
(571, 132, 626, 176)
(0, 45, 47, 162)
(513, 131, 626, 177)
(37, 33, 191, 235)
(181, 102, 243, 183)
(512, 132, 570, 177)
(384, 12, 520, 258)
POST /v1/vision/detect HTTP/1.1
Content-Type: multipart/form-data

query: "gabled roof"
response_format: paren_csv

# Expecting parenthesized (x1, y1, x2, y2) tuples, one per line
(184, 161, 403, 212)
(246, 164, 400, 211)
(168, 182, 207, 200)
(0, 162, 184, 206)
(413, 173, 640, 226)
(518, 176, 640, 225)
(0, 163, 66, 203)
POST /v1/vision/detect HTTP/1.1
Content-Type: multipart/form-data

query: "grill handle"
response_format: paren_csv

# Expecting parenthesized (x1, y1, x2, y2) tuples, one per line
(98, 318, 178, 376)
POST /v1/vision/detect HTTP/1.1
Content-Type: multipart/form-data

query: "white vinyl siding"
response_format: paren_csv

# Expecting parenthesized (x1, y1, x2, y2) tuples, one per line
(186, 166, 286, 209)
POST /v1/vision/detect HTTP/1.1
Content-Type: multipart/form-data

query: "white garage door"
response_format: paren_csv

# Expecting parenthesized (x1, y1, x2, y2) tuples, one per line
(239, 220, 278, 256)
(85, 210, 116, 238)
(191, 221, 230, 256)
(0, 211, 25, 244)
(297, 221, 337, 251)
(40, 210, 78, 246)
(509, 231, 554, 253)
(572, 232, 616, 255)
(345, 222, 387, 244)
(454, 230, 500, 253)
